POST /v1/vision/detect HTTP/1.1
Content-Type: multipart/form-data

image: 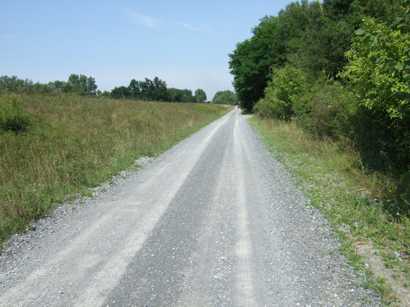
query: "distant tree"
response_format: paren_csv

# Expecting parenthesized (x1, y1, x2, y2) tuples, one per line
(86, 76, 98, 96)
(212, 90, 237, 105)
(0, 76, 33, 93)
(31, 82, 50, 94)
(194, 89, 207, 103)
(128, 79, 141, 98)
(66, 74, 98, 95)
(167, 88, 194, 103)
(98, 90, 111, 97)
(180, 89, 195, 102)
(48, 80, 67, 93)
(111, 86, 130, 99)
(167, 88, 183, 102)
(152, 77, 168, 101)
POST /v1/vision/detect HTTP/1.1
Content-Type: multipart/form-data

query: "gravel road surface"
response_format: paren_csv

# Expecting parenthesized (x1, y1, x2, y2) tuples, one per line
(0, 108, 379, 306)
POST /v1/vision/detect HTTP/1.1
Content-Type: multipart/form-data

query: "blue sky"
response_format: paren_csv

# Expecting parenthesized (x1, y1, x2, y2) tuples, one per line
(2, 0, 292, 99)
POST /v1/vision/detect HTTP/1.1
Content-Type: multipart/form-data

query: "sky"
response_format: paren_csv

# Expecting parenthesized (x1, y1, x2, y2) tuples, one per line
(1, 0, 292, 99)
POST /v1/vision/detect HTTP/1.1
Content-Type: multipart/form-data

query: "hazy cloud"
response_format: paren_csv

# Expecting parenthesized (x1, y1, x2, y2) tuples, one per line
(180, 23, 201, 32)
(127, 10, 158, 29)
(126, 9, 209, 34)
(178, 22, 210, 33)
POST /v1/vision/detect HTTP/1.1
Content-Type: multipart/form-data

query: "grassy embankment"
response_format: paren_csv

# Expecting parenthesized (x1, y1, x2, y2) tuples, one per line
(251, 117, 410, 305)
(0, 94, 230, 245)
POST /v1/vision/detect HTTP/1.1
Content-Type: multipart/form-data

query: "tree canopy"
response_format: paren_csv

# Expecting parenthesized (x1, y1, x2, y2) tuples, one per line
(194, 89, 207, 103)
(231, 0, 410, 170)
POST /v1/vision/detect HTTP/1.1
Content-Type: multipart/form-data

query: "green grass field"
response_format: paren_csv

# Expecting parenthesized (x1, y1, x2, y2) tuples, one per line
(0, 94, 229, 245)
(251, 117, 410, 305)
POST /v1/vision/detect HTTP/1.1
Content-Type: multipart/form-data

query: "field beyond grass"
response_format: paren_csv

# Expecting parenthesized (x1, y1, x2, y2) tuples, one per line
(0, 94, 229, 245)
(251, 117, 410, 305)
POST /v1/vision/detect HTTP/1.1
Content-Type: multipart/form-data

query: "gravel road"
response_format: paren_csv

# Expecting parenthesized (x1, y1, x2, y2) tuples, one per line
(0, 108, 379, 306)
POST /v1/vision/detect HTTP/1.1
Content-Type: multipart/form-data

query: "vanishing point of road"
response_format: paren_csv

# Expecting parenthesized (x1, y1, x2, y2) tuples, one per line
(0, 108, 379, 306)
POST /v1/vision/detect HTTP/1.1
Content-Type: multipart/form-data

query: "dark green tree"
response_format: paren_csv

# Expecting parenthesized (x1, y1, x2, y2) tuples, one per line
(194, 89, 207, 103)
(111, 86, 130, 99)
(229, 16, 281, 112)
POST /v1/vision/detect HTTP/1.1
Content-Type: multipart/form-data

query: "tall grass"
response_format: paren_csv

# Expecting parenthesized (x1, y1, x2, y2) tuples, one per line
(0, 94, 229, 244)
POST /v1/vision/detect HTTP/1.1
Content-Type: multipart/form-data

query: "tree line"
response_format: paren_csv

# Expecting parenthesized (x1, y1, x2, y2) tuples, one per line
(230, 0, 409, 179)
(0, 75, 98, 96)
(109, 77, 208, 103)
(0, 74, 238, 105)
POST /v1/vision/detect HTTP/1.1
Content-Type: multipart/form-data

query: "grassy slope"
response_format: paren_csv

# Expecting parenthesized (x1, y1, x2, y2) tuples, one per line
(250, 117, 410, 305)
(0, 94, 230, 244)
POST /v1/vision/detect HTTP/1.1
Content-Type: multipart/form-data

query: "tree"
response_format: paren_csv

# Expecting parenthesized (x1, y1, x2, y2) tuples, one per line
(229, 16, 282, 112)
(66, 74, 97, 95)
(254, 65, 308, 120)
(0, 76, 33, 93)
(342, 18, 410, 120)
(212, 90, 237, 105)
(152, 77, 168, 101)
(167, 88, 184, 102)
(179, 89, 195, 102)
(341, 17, 410, 168)
(194, 89, 207, 103)
(86, 76, 98, 96)
(111, 86, 130, 99)
(128, 79, 142, 98)
(323, 0, 355, 19)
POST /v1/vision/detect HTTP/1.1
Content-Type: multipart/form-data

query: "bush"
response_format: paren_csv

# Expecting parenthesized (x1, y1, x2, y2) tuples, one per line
(0, 95, 31, 133)
(295, 81, 357, 139)
(253, 98, 276, 118)
(351, 106, 410, 171)
(254, 65, 308, 120)
(341, 17, 410, 170)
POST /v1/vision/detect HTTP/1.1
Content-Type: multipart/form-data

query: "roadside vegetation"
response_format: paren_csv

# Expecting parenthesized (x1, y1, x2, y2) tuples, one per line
(251, 118, 410, 305)
(230, 0, 409, 303)
(0, 94, 229, 245)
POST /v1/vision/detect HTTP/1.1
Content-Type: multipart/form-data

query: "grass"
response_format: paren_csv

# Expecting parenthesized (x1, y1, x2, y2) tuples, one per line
(250, 117, 410, 306)
(0, 94, 230, 245)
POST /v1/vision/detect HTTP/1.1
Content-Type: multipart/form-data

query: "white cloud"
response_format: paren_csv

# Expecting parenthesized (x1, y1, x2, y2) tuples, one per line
(180, 23, 201, 32)
(178, 22, 211, 34)
(126, 9, 210, 34)
(127, 10, 158, 29)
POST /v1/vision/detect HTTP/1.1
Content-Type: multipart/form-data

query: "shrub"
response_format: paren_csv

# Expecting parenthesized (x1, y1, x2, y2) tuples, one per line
(341, 17, 410, 170)
(295, 81, 357, 139)
(351, 106, 410, 171)
(253, 98, 276, 118)
(0, 95, 31, 133)
(254, 65, 308, 120)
